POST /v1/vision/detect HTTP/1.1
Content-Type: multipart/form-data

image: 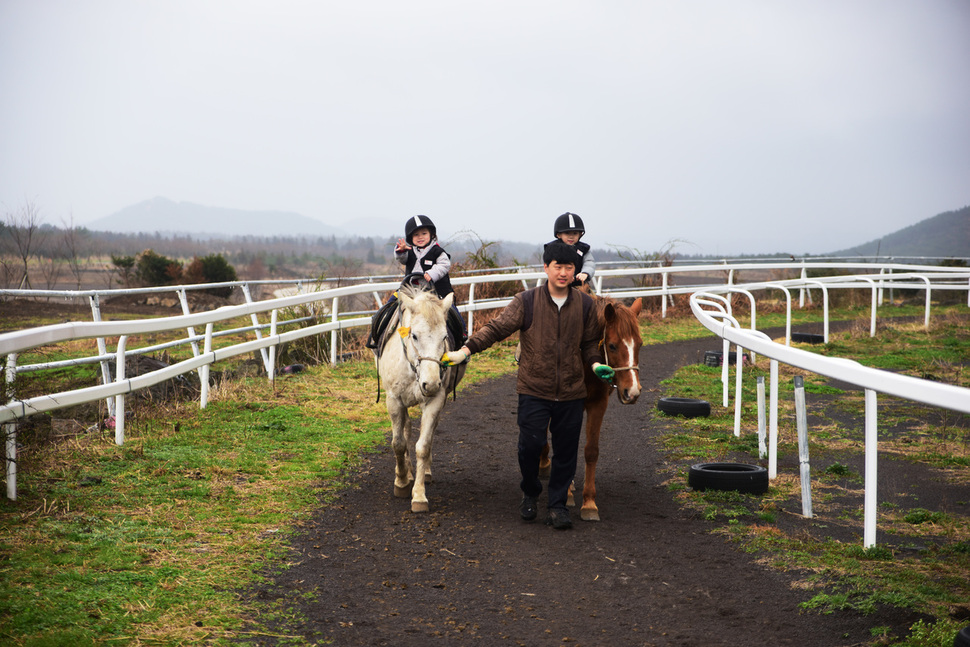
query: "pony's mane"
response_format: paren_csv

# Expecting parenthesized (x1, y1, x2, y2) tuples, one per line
(399, 284, 447, 323)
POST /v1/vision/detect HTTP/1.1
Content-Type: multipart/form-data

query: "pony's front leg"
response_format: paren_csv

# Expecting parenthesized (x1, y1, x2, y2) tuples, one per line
(410, 398, 444, 513)
(581, 403, 607, 521)
(388, 400, 414, 498)
(539, 442, 551, 478)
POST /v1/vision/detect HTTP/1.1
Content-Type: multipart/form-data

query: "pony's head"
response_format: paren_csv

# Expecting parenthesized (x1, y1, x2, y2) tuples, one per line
(601, 297, 643, 404)
(397, 286, 454, 397)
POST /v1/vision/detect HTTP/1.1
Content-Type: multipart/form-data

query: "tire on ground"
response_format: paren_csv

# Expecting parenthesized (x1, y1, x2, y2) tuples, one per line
(954, 625, 970, 647)
(791, 332, 825, 344)
(657, 397, 711, 418)
(688, 463, 769, 495)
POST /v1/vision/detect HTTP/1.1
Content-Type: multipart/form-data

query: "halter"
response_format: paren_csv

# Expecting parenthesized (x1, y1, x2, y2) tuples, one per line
(398, 326, 445, 379)
(601, 339, 639, 386)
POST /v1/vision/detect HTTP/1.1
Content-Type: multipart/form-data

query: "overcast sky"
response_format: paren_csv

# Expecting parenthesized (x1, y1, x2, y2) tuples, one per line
(2, 1, 968, 256)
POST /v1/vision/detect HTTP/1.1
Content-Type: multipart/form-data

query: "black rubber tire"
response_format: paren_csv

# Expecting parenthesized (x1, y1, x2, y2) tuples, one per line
(657, 397, 711, 418)
(791, 332, 825, 344)
(954, 625, 970, 647)
(688, 463, 769, 495)
(702, 350, 748, 367)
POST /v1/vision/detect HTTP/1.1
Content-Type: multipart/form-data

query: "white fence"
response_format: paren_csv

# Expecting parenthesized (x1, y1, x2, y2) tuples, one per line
(3, 259, 970, 547)
(689, 274, 970, 548)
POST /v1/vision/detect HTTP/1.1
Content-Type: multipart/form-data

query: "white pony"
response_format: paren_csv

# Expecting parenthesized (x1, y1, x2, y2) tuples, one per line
(377, 283, 465, 512)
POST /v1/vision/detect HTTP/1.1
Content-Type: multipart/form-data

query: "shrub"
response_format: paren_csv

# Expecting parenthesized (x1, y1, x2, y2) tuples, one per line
(135, 249, 183, 286)
(184, 253, 238, 297)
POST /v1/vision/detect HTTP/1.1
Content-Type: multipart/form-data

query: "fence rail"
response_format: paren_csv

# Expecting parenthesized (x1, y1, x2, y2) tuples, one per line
(4, 259, 970, 535)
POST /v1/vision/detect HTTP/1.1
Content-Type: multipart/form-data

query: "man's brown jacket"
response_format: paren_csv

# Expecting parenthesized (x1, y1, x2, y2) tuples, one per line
(464, 284, 603, 401)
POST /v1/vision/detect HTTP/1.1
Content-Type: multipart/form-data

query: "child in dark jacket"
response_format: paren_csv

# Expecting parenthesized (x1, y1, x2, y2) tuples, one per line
(367, 215, 465, 351)
(395, 215, 455, 299)
(549, 212, 595, 287)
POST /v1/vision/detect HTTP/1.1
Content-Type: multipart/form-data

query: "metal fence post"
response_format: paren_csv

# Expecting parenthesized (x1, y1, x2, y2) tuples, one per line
(330, 296, 339, 367)
(89, 294, 115, 417)
(721, 337, 730, 407)
(733, 344, 744, 437)
(661, 272, 668, 319)
(241, 283, 272, 375)
(466, 283, 476, 336)
(4, 353, 17, 501)
(200, 323, 212, 409)
(864, 388, 878, 548)
(794, 375, 813, 518)
(115, 336, 128, 446)
(757, 375, 767, 459)
(268, 309, 278, 381)
(768, 359, 778, 479)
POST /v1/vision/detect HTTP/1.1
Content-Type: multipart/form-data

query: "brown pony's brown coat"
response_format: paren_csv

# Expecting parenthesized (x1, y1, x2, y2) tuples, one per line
(541, 294, 643, 521)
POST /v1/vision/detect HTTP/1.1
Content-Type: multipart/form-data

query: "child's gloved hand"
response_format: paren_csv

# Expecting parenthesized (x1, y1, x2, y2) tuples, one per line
(441, 349, 469, 366)
(592, 362, 615, 381)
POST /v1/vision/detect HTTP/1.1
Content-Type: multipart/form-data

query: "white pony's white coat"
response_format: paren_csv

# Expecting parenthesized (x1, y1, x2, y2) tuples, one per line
(378, 286, 464, 512)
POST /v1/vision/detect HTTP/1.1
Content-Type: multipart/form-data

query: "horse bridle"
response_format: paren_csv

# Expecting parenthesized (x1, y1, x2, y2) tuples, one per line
(602, 342, 639, 387)
(398, 329, 446, 379)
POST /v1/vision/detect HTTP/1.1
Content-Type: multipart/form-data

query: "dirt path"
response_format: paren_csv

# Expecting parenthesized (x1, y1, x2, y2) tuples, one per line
(238, 332, 932, 647)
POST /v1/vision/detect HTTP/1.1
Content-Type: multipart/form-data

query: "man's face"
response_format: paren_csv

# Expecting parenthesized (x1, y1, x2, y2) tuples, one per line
(544, 260, 576, 290)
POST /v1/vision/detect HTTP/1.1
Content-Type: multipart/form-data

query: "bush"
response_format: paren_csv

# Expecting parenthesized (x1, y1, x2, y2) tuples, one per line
(184, 254, 238, 298)
(135, 249, 182, 286)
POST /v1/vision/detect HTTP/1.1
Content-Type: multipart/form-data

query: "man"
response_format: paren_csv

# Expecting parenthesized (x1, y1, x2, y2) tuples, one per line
(443, 240, 614, 529)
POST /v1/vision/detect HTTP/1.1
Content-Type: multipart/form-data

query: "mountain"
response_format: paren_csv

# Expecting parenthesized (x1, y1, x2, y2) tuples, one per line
(86, 197, 344, 238)
(828, 206, 970, 258)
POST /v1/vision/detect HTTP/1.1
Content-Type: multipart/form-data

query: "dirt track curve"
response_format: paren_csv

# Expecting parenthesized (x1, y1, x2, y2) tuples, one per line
(237, 332, 928, 647)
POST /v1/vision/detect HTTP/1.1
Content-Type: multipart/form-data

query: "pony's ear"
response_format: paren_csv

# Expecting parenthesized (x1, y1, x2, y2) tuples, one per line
(604, 303, 617, 323)
(397, 326, 411, 338)
(442, 292, 454, 310)
(630, 298, 643, 316)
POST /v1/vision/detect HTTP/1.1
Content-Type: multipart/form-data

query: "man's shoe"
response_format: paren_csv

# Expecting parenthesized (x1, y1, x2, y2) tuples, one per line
(545, 508, 573, 530)
(519, 496, 538, 521)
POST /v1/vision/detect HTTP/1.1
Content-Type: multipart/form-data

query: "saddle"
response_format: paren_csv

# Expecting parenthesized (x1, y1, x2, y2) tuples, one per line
(366, 274, 466, 358)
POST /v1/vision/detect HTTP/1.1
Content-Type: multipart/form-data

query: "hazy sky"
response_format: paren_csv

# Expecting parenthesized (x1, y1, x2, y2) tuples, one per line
(2, 1, 968, 255)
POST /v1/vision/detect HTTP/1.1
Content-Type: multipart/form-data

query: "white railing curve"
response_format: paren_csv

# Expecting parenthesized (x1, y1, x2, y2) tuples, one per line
(690, 285, 970, 548)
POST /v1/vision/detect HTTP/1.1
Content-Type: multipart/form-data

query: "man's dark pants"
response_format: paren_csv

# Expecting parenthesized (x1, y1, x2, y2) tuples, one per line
(516, 394, 585, 511)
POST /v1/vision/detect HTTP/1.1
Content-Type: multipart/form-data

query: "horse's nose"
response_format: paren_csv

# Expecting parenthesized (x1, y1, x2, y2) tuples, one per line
(421, 378, 441, 396)
(620, 384, 641, 404)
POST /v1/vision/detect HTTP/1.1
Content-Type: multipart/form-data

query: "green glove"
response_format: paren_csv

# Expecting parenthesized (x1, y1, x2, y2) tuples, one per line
(592, 362, 614, 381)
(441, 349, 469, 367)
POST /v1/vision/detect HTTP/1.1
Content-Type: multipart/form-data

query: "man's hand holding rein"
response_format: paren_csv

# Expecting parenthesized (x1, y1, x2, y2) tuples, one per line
(442, 347, 470, 366)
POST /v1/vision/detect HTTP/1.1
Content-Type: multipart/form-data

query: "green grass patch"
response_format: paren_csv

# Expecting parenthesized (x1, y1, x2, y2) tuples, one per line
(1, 340, 517, 645)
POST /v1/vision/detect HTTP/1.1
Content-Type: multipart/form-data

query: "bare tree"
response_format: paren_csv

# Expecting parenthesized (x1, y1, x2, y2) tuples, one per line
(39, 254, 64, 291)
(3, 199, 47, 290)
(62, 213, 87, 291)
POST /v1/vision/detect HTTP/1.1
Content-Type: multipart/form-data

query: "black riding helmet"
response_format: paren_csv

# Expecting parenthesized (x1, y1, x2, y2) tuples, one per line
(554, 212, 585, 237)
(404, 215, 437, 247)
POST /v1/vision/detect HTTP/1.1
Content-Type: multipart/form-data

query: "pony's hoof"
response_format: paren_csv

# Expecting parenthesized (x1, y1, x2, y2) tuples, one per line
(411, 501, 429, 513)
(580, 507, 601, 522)
(394, 483, 413, 498)
(566, 492, 576, 507)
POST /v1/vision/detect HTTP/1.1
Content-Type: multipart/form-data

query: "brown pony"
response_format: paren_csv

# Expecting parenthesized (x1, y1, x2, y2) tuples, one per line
(541, 295, 644, 521)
